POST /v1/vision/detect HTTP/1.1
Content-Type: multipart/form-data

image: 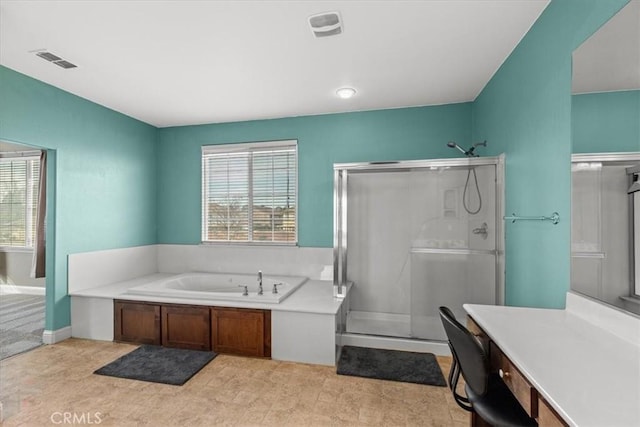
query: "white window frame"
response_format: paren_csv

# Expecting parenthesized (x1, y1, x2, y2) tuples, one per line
(201, 140, 298, 245)
(0, 154, 40, 250)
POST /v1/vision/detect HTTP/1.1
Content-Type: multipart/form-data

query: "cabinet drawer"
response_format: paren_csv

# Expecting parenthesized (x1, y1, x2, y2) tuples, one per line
(538, 396, 567, 426)
(495, 349, 538, 418)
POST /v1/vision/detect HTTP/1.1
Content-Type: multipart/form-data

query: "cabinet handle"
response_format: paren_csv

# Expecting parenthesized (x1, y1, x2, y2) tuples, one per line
(499, 368, 510, 379)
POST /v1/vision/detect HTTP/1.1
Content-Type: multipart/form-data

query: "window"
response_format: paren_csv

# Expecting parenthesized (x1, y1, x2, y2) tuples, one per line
(202, 140, 297, 244)
(0, 156, 40, 248)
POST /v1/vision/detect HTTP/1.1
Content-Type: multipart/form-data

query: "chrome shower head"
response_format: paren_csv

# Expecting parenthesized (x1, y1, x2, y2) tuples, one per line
(447, 141, 469, 155)
(447, 140, 487, 157)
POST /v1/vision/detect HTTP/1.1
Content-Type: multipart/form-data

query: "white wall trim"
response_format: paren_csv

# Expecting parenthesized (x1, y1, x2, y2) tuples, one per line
(42, 326, 72, 344)
(0, 284, 45, 295)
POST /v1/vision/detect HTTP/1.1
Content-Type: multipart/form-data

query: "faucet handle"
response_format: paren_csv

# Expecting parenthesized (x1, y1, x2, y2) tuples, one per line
(272, 283, 282, 294)
(238, 285, 249, 296)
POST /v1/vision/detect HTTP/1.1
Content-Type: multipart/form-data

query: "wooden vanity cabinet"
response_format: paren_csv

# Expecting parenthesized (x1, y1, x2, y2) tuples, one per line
(161, 304, 210, 350)
(114, 300, 161, 345)
(467, 315, 566, 427)
(114, 300, 271, 358)
(211, 307, 271, 357)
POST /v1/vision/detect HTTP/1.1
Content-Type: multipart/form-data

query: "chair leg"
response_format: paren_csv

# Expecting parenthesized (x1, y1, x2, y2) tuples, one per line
(449, 357, 458, 386)
(448, 355, 472, 411)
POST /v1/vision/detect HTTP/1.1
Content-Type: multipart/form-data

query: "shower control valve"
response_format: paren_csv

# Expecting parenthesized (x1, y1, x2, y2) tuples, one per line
(472, 222, 488, 240)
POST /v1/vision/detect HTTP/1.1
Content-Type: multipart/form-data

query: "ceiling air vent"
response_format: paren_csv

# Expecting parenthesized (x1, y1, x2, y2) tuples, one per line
(53, 60, 77, 69)
(32, 50, 77, 69)
(36, 51, 62, 62)
(308, 11, 342, 38)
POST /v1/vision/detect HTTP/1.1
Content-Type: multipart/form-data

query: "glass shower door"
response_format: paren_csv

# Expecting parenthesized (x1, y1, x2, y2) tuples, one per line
(408, 165, 497, 341)
(341, 161, 500, 342)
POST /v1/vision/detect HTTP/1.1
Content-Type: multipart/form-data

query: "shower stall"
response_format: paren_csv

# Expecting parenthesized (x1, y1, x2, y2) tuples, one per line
(334, 156, 504, 353)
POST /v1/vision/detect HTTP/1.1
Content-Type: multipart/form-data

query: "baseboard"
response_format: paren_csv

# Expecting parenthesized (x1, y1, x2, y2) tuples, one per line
(0, 284, 45, 295)
(42, 326, 72, 344)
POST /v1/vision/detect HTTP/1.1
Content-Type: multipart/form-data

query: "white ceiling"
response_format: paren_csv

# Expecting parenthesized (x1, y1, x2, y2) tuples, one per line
(0, 0, 549, 128)
(572, 0, 640, 94)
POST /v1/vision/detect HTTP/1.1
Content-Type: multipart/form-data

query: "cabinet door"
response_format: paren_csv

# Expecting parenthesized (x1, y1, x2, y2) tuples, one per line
(114, 300, 161, 345)
(212, 307, 270, 357)
(161, 305, 211, 351)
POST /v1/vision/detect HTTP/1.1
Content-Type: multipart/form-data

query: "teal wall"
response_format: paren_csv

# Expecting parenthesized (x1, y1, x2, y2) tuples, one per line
(572, 90, 640, 153)
(1, 0, 634, 330)
(0, 66, 158, 330)
(157, 104, 472, 247)
(471, 0, 629, 309)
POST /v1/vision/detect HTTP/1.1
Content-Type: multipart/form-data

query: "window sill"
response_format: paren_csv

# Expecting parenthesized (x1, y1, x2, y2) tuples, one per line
(200, 241, 298, 248)
(0, 246, 34, 253)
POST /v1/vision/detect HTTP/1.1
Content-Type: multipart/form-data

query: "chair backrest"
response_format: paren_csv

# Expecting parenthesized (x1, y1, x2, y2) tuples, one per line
(439, 306, 489, 396)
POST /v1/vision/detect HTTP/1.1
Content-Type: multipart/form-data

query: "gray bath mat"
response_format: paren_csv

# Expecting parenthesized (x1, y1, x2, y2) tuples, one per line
(94, 345, 216, 385)
(337, 346, 446, 386)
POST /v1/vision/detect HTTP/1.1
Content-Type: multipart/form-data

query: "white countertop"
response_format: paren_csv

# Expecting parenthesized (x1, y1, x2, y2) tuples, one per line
(70, 274, 345, 315)
(464, 303, 640, 427)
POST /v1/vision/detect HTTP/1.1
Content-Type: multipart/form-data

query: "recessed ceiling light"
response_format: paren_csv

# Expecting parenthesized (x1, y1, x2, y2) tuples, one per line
(336, 87, 356, 99)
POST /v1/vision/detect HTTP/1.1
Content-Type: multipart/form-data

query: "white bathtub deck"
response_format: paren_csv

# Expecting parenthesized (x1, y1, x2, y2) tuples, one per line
(69, 275, 343, 315)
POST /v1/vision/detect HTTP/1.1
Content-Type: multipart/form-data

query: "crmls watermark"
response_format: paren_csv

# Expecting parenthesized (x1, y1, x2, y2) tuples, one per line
(50, 412, 103, 425)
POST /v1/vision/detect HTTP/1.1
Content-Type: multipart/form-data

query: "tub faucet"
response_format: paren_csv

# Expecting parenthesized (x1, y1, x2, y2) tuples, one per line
(257, 270, 263, 295)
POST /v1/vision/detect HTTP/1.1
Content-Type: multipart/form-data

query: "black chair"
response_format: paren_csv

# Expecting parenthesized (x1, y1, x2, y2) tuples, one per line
(439, 306, 537, 427)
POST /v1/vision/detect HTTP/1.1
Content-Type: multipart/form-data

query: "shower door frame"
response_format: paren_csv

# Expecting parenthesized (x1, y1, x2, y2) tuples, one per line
(333, 155, 506, 309)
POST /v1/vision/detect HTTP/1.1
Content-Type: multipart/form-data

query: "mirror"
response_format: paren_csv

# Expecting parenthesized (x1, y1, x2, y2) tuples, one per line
(571, 0, 640, 315)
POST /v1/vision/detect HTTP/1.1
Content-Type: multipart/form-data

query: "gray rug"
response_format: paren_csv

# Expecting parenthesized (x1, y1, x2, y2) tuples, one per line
(0, 294, 45, 360)
(337, 346, 446, 386)
(94, 345, 217, 386)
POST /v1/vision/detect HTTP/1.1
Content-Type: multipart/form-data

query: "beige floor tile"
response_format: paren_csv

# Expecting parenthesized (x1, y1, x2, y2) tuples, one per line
(0, 338, 468, 426)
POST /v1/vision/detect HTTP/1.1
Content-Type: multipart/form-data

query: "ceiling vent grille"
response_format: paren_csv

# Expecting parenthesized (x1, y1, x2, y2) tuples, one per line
(308, 11, 342, 38)
(33, 50, 77, 69)
(36, 51, 62, 62)
(53, 60, 77, 69)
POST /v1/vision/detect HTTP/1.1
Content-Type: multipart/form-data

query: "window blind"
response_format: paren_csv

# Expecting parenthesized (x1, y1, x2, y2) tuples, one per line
(202, 141, 297, 244)
(0, 157, 40, 247)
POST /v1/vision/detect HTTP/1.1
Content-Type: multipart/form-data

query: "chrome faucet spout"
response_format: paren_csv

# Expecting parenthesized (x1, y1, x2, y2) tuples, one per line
(257, 270, 263, 295)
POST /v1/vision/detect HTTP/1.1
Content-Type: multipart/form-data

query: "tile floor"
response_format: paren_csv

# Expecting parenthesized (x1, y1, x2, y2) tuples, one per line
(0, 339, 468, 426)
